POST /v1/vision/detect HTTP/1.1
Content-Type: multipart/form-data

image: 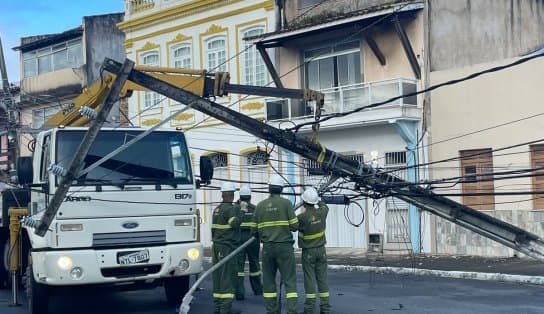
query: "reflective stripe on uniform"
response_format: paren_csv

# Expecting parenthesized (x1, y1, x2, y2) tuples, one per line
(286, 292, 298, 298)
(298, 230, 325, 240)
(319, 292, 329, 298)
(263, 292, 277, 298)
(289, 217, 298, 225)
(237, 272, 245, 277)
(257, 221, 289, 228)
(212, 224, 231, 229)
(250, 271, 262, 276)
(305, 293, 316, 299)
(213, 293, 234, 299)
(240, 222, 257, 228)
(227, 217, 236, 225)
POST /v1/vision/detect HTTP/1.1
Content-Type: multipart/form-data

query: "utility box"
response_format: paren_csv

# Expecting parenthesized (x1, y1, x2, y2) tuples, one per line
(368, 233, 383, 254)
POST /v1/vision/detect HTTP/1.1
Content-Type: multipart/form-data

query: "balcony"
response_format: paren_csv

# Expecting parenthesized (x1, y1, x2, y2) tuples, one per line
(124, 0, 189, 18)
(266, 78, 421, 130)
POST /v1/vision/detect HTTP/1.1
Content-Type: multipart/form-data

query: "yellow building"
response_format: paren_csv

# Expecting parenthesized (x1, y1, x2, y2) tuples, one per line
(120, 0, 276, 246)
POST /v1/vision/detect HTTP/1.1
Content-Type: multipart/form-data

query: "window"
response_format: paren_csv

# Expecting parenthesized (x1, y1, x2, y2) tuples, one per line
(32, 106, 60, 128)
(40, 135, 51, 182)
(242, 149, 269, 203)
(384, 151, 410, 243)
(460, 149, 495, 210)
(206, 37, 227, 72)
(304, 41, 361, 90)
(23, 38, 83, 78)
(56, 130, 192, 186)
(531, 145, 544, 209)
(141, 52, 161, 108)
(241, 27, 266, 86)
(171, 44, 192, 69)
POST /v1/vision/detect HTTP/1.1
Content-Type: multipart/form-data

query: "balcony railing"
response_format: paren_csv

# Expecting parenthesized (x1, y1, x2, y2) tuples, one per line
(126, 0, 156, 14)
(125, 0, 186, 16)
(265, 78, 417, 121)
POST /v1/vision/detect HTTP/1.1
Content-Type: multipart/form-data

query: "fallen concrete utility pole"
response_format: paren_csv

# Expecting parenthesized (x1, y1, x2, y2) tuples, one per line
(103, 57, 544, 261)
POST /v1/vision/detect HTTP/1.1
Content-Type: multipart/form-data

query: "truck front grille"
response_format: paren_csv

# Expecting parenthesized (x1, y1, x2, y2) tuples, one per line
(101, 264, 162, 278)
(92, 230, 166, 247)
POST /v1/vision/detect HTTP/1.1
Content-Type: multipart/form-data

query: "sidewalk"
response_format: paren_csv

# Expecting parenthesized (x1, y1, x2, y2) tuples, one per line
(205, 247, 544, 285)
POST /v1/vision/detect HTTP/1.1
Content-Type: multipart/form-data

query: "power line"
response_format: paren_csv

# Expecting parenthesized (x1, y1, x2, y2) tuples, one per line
(290, 51, 544, 131)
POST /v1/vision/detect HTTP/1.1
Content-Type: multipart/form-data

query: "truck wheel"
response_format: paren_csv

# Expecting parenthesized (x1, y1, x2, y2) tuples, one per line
(164, 276, 190, 305)
(23, 259, 49, 314)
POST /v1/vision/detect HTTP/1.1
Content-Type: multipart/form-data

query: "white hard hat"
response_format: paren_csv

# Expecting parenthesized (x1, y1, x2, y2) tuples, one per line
(239, 185, 252, 196)
(221, 181, 236, 192)
(269, 174, 285, 187)
(301, 187, 319, 205)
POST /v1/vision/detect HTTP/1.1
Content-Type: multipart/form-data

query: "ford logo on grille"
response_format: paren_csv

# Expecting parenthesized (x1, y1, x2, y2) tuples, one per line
(122, 222, 139, 229)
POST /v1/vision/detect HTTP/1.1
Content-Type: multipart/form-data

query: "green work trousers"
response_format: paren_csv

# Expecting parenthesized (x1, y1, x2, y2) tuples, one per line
(235, 237, 263, 298)
(262, 242, 298, 314)
(212, 242, 236, 314)
(302, 246, 330, 314)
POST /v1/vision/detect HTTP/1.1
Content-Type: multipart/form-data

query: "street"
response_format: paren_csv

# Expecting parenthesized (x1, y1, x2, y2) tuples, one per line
(2, 270, 544, 314)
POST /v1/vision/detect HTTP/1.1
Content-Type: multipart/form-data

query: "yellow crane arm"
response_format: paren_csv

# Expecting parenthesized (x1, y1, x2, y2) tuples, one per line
(44, 66, 208, 127)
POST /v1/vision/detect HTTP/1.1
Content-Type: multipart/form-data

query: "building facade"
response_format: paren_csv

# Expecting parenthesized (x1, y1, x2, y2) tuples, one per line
(13, 13, 125, 156)
(119, 0, 276, 246)
(427, 0, 544, 257)
(256, 0, 432, 253)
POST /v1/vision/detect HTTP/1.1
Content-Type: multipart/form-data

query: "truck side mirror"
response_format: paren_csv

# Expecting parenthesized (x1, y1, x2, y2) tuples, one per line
(199, 156, 214, 184)
(17, 156, 33, 185)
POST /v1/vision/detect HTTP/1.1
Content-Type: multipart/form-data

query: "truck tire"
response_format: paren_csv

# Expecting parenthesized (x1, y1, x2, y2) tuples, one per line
(23, 258, 49, 314)
(164, 275, 190, 305)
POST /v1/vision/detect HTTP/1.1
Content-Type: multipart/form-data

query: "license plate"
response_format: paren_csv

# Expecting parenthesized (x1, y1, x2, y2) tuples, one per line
(117, 249, 150, 265)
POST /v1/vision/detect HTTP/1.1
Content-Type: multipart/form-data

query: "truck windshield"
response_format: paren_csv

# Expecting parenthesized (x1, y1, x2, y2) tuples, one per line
(56, 130, 193, 186)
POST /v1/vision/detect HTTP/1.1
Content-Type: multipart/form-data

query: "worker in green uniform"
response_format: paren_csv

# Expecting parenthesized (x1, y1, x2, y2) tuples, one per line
(212, 182, 241, 314)
(297, 187, 331, 314)
(235, 185, 263, 300)
(253, 174, 299, 314)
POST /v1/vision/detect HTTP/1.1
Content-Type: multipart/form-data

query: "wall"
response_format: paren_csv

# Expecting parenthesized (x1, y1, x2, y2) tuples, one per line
(84, 13, 125, 83)
(429, 56, 544, 256)
(429, 0, 544, 71)
(84, 13, 125, 125)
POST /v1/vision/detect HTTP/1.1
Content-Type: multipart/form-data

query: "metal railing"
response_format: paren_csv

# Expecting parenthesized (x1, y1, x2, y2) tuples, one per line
(265, 78, 417, 121)
(126, 0, 156, 14)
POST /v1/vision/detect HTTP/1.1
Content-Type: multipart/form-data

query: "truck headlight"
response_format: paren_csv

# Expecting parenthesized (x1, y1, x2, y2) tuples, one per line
(57, 256, 73, 270)
(60, 224, 83, 231)
(175, 219, 192, 226)
(187, 248, 200, 261)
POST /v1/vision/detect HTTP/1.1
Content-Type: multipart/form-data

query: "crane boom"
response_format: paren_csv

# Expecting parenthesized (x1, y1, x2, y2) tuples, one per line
(101, 58, 544, 261)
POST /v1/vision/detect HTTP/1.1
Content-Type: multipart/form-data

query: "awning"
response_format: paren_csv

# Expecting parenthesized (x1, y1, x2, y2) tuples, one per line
(249, 2, 424, 47)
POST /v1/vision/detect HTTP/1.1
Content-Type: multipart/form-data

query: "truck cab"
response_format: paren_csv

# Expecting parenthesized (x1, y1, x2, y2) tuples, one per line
(16, 126, 203, 313)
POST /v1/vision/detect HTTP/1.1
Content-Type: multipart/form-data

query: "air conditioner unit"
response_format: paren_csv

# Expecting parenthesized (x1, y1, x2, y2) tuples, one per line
(368, 233, 383, 254)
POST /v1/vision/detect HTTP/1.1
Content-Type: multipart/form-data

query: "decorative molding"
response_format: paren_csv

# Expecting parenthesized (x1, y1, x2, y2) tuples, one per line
(122, 1, 274, 44)
(141, 118, 161, 126)
(174, 112, 195, 121)
(138, 41, 160, 52)
(202, 24, 228, 37)
(241, 102, 264, 111)
(124, 41, 134, 49)
(168, 33, 192, 45)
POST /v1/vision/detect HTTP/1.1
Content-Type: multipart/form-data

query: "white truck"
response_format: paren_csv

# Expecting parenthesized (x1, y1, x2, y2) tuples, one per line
(1, 126, 207, 314)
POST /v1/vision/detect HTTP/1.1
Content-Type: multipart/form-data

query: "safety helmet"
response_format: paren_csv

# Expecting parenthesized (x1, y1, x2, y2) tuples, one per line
(269, 174, 285, 187)
(301, 187, 319, 205)
(220, 181, 236, 192)
(239, 185, 252, 196)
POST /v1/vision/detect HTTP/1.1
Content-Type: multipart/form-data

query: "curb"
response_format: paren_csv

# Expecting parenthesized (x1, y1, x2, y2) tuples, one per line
(327, 264, 544, 286)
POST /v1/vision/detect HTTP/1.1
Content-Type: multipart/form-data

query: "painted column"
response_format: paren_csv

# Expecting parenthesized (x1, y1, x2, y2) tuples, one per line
(393, 120, 420, 253)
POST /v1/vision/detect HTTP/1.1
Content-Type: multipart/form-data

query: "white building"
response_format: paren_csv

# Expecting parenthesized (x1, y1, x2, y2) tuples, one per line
(120, 0, 276, 246)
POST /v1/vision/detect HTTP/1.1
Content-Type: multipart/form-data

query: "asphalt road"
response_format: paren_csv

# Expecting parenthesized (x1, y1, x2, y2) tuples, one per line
(1, 270, 544, 314)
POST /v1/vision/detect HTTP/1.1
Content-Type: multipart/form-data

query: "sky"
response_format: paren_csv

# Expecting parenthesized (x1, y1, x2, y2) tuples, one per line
(0, 0, 124, 83)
